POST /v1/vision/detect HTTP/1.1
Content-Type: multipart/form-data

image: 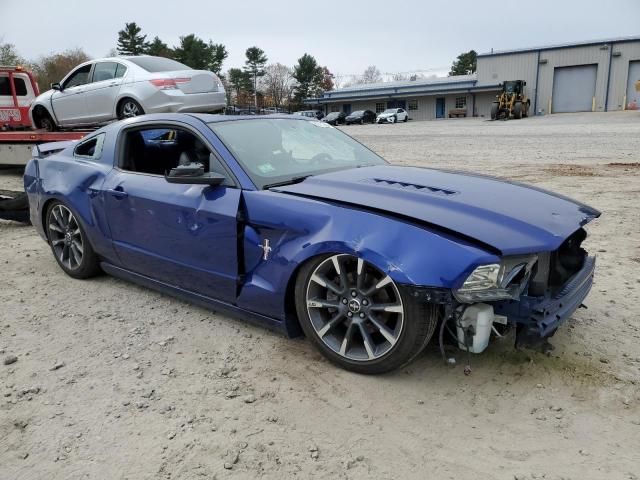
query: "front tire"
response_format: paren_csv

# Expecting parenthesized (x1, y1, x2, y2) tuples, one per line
(295, 254, 438, 374)
(490, 103, 499, 120)
(34, 107, 56, 131)
(45, 202, 101, 279)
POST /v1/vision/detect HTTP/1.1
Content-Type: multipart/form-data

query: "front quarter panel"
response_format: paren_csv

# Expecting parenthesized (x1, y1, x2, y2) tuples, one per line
(236, 190, 497, 322)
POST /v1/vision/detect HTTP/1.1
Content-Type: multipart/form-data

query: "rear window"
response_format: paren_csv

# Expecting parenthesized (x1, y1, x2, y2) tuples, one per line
(127, 56, 191, 72)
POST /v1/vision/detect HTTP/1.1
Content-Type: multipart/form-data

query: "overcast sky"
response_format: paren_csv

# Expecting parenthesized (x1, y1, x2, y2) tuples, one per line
(1, 0, 638, 80)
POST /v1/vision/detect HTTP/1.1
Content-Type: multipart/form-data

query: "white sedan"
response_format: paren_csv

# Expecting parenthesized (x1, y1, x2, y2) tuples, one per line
(29, 56, 226, 130)
(376, 108, 408, 124)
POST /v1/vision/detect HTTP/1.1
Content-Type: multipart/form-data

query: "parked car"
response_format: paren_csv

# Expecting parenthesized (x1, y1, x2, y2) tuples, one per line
(376, 108, 408, 124)
(345, 110, 376, 125)
(293, 110, 324, 120)
(29, 56, 226, 130)
(263, 107, 289, 114)
(322, 111, 346, 125)
(24, 114, 599, 374)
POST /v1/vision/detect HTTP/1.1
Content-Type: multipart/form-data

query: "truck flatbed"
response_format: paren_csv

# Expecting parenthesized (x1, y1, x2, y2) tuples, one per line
(0, 130, 88, 166)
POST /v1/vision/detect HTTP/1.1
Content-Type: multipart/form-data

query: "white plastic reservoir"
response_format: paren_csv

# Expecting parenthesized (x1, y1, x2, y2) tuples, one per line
(456, 303, 495, 354)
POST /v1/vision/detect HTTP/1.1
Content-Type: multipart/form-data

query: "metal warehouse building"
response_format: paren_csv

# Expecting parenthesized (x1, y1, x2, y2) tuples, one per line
(306, 36, 640, 119)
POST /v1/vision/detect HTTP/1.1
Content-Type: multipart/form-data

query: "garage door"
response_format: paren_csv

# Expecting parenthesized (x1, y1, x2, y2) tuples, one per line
(552, 65, 597, 113)
(626, 61, 640, 109)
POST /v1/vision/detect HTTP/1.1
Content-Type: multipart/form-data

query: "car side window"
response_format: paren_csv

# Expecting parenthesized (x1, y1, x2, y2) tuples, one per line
(115, 63, 127, 78)
(74, 133, 105, 160)
(92, 62, 120, 83)
(63, 64, 92, 89)
(120, 126, 214, 177)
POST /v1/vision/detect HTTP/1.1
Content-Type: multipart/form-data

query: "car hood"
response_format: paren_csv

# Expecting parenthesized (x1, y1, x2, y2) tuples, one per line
(272, 165, 600, 255)
(32, 89, 54, 106)
(377, 112, 394, 117)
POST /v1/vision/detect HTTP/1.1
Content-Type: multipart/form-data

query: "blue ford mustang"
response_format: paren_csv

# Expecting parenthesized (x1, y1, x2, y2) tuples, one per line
(23, 114, 599, 374)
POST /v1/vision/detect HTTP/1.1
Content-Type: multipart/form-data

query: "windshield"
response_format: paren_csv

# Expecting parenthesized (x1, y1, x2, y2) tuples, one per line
(209, 118, 386, 189)
(382, 109, 397, 114)
(326, 112, 340, 118)
(351, 111, 364, 116)
(127, 56, 191, 72)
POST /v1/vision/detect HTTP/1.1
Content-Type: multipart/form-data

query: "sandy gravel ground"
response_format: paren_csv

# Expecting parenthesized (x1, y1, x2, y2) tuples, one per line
(1, 112, 639, 480)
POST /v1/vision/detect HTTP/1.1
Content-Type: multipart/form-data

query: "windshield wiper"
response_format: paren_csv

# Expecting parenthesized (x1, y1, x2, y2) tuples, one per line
(263, 175, 312, 190)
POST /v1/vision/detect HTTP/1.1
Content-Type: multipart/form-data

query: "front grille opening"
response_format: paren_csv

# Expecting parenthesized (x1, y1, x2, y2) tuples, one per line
(527, 228, 588, 297)
(544, 229, 588, 295)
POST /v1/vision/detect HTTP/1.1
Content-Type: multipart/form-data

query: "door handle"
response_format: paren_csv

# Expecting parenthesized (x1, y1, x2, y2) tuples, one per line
(107, 187, 128, 199)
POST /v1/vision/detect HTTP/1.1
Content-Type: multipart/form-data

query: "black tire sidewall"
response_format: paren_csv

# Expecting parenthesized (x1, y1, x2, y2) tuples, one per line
(295, 255, 437, 374)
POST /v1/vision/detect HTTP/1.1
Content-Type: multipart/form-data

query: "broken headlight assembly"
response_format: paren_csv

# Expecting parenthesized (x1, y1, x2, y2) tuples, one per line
(454, 255, 538, 303)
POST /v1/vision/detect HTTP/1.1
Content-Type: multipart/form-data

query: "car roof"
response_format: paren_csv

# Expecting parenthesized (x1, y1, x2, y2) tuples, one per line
(193, 113, 308, 123)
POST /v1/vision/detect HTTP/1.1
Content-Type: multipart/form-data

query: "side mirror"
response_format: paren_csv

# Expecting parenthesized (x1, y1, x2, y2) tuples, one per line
(164, 163, 225, 186)
(51, 82, 62, 91)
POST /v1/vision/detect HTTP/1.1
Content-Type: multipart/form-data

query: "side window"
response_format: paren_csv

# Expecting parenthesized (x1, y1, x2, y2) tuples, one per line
(14, 77, 27, 96)
(0, 76, 10, 96)
(92, 62, 119, 83)
(115, 63, 127, 78)
(63, 64, 92, 89)
(455, 96, 467, 109)
(74, 133, 105, 160)
(120, 127, 212, 176)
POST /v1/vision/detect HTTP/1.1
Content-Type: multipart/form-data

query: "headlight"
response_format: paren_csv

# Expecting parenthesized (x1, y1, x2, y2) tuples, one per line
(457, 264, 501, 291)
(454, 256, 538, 303)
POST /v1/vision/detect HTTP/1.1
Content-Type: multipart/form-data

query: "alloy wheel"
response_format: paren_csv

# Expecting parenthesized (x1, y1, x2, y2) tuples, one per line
(47, 204, 84, 271)
(305, 254, 404, 362)
(121, 101, 141, 118)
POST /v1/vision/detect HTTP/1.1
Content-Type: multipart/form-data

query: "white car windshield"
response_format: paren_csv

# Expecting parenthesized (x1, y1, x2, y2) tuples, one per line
(382, 109, 397, 114)
(209, 118, 386, 189)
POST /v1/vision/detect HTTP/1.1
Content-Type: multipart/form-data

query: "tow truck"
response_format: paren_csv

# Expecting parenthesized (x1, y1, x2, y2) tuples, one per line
(0, 65, 88, 166)
(1, 66, 88, 222)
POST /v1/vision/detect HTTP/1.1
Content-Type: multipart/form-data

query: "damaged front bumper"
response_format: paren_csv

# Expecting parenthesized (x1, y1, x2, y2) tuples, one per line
(402, 255, 596, 348)
(493, 255, 596, 345)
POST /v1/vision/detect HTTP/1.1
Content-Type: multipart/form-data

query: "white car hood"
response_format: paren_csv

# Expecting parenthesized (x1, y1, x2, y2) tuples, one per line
(377, 112, 395, 118)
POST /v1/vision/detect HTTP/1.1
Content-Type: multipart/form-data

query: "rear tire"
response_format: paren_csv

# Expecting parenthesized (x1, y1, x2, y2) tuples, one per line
(295, 254, 438, 374)
(117, 98, 144, 120)
(45, 202, 101, 279)
(403, 115, 408, 122)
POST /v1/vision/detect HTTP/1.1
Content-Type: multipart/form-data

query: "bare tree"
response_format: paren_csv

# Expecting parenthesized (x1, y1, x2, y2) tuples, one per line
(31, 48, 91, 92)
(260, 63, 295, 108)
(360, 65, 382, 84)
(392, 73, 409, 82)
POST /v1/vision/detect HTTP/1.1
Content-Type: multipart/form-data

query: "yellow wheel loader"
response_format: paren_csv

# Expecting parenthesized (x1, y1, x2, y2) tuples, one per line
(490, 80, 530, 120)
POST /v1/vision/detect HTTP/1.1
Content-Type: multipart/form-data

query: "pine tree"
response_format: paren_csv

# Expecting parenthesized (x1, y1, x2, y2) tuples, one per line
(292, 53, 324, 102)
(116, 22, 148, 56)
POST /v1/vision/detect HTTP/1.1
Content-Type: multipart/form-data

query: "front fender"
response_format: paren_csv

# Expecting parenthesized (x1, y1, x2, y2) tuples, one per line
(235, 190, 498, 323)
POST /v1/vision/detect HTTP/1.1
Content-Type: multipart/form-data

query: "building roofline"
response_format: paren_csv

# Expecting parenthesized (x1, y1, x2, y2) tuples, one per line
(305, 84, 501, 104)
(478, 35, 640, 57)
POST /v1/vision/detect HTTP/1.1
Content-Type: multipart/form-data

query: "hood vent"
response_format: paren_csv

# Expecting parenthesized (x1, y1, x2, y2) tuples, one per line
(368, 178, 458, 196)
